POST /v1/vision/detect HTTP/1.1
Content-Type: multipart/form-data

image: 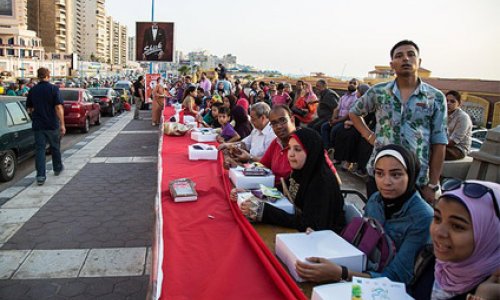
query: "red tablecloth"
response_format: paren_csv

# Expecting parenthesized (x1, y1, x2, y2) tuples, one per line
(157, 107, 306, 300)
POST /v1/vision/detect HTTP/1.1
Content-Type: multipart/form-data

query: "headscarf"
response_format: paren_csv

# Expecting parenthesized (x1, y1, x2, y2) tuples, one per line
(236, 98, 249, 112)
(303, 83, 318, 103)
(288, 127, 345, 232)
(231, 106, 252, 139)
(373, 144, 420, 218)
(435, 180, 500, 294)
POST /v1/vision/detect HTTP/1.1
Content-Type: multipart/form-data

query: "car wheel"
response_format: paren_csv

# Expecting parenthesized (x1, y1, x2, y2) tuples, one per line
(81, 117, 90, 133)
(95, 112, 101, 125)
(0, 150, 17, 182)
(110, 105, 116, 117)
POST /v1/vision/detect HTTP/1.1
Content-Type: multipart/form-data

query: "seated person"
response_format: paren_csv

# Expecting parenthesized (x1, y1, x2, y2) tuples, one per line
(296, 144, 433, 285)
(291, 83, 319, 126)
(216, 106, 240, 143)
(231, 127, 345, 232)
(198, 101, 222, 128)
(218, 102, 276, 167)
(331, 83, 371, 170)
(445, 90, 472, 160)
(182, 85, 199, 116)
(232, 106, 252, 140)
(233, 105, 296, 185)
(410, 179, 499, 300)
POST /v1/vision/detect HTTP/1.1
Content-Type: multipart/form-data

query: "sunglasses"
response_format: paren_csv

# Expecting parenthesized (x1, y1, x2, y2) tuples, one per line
(442, 178, 499, 219)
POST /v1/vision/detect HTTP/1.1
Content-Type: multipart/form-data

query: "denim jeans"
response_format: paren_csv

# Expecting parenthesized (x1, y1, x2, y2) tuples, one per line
(320, 122, 333, 149)
(34, 129, 63, 180)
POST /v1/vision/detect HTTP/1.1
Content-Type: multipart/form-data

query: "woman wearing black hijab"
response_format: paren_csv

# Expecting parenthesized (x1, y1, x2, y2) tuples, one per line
(296, 144, 433, 285)
(231, 106, 252, 139)
(237, 127, 345, 233)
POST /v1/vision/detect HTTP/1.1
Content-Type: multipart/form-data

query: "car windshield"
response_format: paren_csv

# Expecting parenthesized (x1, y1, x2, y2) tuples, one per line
(114, 84, 129, 89)
(59, 90, 79, 101)
(88, 89, 109, 97)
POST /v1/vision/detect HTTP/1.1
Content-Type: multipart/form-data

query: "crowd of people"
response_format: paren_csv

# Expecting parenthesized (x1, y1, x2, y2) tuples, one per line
(15, 39, 498, 300)
(149, 40, 498, 300)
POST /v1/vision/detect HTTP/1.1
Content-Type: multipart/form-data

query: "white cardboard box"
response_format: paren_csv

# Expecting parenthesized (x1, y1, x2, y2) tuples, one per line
(229, 167, 275, 189)
(188, 143, 218, 160)
(237, 192, 295, 214)
(275, 230, 366, 282)
(312, 282, 353, 300)
(191, 128, 217, 142)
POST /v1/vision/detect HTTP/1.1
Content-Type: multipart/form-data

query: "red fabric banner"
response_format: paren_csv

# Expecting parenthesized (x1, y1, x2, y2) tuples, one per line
(159, 107, 306, 300)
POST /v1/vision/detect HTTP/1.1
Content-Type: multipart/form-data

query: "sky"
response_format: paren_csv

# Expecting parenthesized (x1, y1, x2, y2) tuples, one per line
(106, 0, 500, 80)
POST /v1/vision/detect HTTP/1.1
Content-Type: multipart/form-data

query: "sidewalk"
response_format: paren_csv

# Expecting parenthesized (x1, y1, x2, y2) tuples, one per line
(0, 110, 159, 299)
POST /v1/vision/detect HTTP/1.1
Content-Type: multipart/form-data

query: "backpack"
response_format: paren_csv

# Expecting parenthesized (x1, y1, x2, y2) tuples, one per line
(341, 217, 396, 272)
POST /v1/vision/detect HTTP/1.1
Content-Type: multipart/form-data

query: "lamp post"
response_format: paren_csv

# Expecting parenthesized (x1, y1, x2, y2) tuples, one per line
(149, 0, 155, 74)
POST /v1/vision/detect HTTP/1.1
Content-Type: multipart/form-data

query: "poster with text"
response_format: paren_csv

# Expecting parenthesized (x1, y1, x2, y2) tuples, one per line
(145, 74, 161, 104)
(136, 22, 174, 62)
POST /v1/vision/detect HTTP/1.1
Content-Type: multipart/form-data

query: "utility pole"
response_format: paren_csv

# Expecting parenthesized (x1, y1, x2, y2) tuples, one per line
(149, 0, 155, 74)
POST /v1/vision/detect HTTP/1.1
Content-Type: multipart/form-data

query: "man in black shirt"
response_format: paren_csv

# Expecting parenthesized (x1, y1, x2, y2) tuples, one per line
(26, 68, 65, 185)
(133, 76, 145, 119)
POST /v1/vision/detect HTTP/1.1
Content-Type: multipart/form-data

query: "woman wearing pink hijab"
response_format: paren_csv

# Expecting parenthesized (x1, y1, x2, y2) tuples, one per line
(236, 98, 249, 112)
(410, 179, 500, 300)
(291, 83, 319, 126)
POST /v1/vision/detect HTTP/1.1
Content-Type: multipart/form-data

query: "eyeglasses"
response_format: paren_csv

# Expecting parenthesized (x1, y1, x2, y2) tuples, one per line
(442, 178, 499, 218)
(270, 117, 289, 127)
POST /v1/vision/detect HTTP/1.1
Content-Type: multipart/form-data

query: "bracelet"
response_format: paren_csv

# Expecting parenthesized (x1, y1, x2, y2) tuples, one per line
(340, 265, 349, 281)
(366, 132, 374, 141)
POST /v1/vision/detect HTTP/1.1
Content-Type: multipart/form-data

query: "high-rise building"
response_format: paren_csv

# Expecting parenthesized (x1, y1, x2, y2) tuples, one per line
(127, 36, 135, 62)
(27, 0, 74, 54)
(119, 25, 127, 66)
(73, 0, 106, 61)
(105, 15, 113, 64)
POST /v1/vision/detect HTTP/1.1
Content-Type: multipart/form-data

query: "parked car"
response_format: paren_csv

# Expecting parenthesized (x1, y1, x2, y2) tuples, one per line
(60, 88, 101, 133)
(0, 96, 35, 181)
(114, 80, 133, 92)
(114, 88, 132, 104)
(88, 88, 123, 116)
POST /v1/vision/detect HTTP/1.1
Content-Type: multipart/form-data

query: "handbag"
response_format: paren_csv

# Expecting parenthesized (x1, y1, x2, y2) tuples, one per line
(163, 122, 189, 136)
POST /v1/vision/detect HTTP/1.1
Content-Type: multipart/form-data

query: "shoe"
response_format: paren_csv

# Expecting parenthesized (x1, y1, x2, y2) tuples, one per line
(54, 166, 64, 176)
(36, 177, 46, 186)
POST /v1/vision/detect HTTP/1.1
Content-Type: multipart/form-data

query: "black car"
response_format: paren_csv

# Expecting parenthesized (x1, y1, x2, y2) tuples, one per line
(88, 88, 123, 116)
(0, 96, 35, 181)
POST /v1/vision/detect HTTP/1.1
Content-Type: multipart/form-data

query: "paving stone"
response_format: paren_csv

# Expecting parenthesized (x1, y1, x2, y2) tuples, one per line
(2, 163, 156, 250)
(96, 133, 158, 157)
(120, 130, 159, 134)
(0, 186, 25, 199)
(13, 249, 88, 279)
(79, 248, 146, 277)
(0, 208, 38, 224)
(0, 250, 31, 279)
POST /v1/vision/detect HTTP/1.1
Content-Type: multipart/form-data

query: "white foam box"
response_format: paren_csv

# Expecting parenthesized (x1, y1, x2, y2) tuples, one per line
(275, 230, 366, 282)
(191, 128, 217, 142)
(237, 192, 295, 214)
(312, 282, 353, 300)
(228, 167, 275, 189)
(188, 143, 218, 160)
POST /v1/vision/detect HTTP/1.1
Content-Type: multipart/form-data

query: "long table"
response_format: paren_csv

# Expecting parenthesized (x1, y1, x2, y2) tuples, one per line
(151, 107, 307, 300)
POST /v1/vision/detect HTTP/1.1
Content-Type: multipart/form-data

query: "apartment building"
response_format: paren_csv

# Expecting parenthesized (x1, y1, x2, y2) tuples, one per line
(128, 36, 135, 62)
(74, 0, 106, 61)
(27, 0, 74, 54)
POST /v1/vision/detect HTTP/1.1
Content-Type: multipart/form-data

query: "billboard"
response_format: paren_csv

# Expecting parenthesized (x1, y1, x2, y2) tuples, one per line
(136, 22, 174, 62)
(0, 0, 13, 16)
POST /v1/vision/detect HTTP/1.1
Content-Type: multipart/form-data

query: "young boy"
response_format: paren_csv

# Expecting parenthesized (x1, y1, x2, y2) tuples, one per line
(216, 106, 240, 143)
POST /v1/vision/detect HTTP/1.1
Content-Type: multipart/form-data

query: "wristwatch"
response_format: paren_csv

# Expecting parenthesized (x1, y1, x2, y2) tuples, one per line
(427, 183, 440, 192)
(340, 265, 349, 281)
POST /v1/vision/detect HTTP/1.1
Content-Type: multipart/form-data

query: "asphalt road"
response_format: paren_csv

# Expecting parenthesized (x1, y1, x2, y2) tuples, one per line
(0, 115, 114, 192)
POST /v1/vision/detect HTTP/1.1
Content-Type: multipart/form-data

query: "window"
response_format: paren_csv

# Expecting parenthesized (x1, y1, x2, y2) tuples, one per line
(8, 38, 14, 45)
(5, 102, 29, 125)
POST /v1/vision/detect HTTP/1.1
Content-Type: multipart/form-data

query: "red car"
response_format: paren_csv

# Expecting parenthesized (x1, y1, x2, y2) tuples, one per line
(60, 88, 101, 133)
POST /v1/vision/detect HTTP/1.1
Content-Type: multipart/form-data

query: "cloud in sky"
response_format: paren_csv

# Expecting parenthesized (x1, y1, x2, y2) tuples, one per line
(106, 0, 500, 80)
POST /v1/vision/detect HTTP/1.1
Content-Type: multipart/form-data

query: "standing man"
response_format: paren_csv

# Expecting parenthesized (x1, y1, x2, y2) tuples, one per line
(26, 68, 65, 186)
(199, 72, 212, 96)
(349, 40, 448, 203)
(308, 79, 340, 133)
(133, 76, 145, 119)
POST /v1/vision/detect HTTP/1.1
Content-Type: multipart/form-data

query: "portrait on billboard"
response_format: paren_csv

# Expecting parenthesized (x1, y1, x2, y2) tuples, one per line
(0, 0, 14, 16)
(136, 22, 174, 62)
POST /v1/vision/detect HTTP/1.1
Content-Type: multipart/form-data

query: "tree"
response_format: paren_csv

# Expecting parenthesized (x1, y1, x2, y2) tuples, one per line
(178, 65, 190, 76)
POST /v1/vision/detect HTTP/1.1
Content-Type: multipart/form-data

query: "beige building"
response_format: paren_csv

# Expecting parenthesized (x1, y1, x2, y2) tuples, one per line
(73, 0, 106, 61)
(27, 0, 74, 54)
(128, 36, 135, 62)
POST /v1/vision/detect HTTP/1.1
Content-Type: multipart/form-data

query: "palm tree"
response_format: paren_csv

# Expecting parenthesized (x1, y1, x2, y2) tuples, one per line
(178, 65, 190, 76)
